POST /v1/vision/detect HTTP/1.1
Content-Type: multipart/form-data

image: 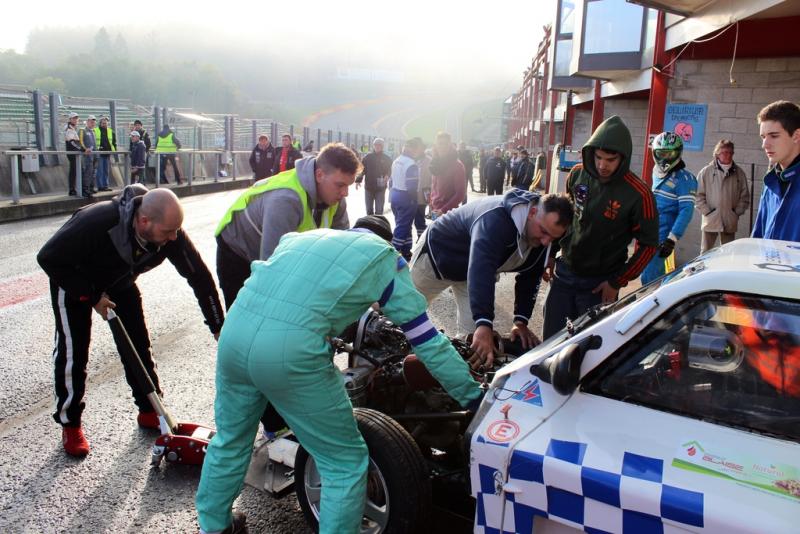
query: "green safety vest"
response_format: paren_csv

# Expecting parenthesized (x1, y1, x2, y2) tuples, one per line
(93, 126, 116, 152)
(156, 132, 177, 153)
(215, 168, 339, 237)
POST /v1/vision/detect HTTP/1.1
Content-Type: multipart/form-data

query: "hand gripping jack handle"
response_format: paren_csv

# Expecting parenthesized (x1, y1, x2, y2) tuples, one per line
(107, 309, 216, 466)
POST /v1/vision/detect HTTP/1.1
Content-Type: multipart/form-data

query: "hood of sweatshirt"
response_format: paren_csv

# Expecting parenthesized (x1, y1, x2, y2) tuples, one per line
(581, 115, 633, 182)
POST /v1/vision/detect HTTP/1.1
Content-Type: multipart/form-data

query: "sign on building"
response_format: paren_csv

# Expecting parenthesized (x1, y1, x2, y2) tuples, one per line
(664, 103, 707, 152)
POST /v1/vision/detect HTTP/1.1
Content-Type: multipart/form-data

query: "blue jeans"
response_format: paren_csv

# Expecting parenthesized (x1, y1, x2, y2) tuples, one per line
(390, 188, 417, 257)
(542, 259, 607, 339)
(95, 156, 110, 189)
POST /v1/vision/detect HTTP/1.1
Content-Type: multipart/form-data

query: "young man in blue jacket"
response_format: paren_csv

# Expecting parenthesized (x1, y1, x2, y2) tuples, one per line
(409, 190, 572, 366)
(752, 100, 800, 242)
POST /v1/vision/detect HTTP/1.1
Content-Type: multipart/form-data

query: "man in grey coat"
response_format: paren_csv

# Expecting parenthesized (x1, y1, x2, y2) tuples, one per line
(695, 139, 750, 252)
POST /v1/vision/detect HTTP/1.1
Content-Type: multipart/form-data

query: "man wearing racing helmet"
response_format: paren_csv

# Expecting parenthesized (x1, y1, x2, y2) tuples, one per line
(641, 131, 698, 284)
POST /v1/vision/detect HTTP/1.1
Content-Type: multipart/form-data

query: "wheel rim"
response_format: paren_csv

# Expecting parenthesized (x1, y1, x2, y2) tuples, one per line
(302, 455, 390, 533)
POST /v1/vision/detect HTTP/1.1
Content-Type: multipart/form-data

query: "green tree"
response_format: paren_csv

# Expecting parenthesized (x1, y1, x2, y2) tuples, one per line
(93, 27, 112, 61)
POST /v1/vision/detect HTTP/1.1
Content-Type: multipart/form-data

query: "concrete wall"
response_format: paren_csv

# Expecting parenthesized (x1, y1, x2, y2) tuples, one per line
(666, 56, 800, 261)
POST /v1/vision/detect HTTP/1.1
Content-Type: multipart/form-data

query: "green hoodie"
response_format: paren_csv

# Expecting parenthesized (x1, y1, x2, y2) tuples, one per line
(555, 115, 659, 288)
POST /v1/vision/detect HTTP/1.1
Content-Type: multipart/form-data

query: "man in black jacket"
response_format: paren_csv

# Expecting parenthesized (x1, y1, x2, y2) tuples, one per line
(37, 185, 224, 457)
(355, 137, 392, 215)
(484, 147, 507, 195)
(511, 149, 535, 190)
(249, 134, 277, 180)
(272, 134, 303, 175)
(409, 190, 572, 366)
(131, 120, 152, 183)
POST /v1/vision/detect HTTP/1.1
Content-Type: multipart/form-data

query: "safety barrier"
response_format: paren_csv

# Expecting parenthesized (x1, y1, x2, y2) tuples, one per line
(3, 148, 267, 204)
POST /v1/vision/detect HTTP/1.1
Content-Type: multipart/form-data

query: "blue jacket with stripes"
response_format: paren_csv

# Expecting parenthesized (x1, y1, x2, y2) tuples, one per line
(423, 189, 547, 330)
(652, 165, 698, 241)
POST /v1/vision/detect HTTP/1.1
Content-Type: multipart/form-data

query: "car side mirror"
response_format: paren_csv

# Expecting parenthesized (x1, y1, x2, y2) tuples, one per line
(531, 335, 602, 396)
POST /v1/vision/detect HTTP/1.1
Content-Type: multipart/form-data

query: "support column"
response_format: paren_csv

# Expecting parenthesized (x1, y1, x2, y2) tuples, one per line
(642, 10, 668, 186)
(591, 80, 604, 133)
(32, 90, 45, 166)
(562, 90, 574, 148)
(48, 92, 60, 166)
(252, 119, 258, 147)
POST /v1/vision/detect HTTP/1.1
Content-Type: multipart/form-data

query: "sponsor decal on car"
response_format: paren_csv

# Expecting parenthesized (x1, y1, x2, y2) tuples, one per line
(673, 440, 800, 502)
(511, 378, 543, 407)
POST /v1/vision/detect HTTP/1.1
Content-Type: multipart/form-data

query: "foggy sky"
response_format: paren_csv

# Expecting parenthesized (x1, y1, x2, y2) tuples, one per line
(1, 0, 548, 98)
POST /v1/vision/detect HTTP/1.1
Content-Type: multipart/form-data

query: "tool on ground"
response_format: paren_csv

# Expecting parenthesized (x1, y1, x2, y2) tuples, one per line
(106, 308, 216, 466)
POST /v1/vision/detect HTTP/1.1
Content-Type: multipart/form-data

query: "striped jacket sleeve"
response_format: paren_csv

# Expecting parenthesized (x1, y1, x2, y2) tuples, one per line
(611, 173, 660, 288)
(379, 257, 481, 407)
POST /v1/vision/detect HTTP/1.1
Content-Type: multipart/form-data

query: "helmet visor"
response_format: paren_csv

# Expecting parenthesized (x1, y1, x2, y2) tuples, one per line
(654, 148, 679, 162)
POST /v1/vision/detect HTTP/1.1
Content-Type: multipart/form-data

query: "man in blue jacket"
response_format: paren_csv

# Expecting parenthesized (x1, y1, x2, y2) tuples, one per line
(641, 132, 697, 284)
(409, 190, 573, 366)
(752, 100, 800, 243)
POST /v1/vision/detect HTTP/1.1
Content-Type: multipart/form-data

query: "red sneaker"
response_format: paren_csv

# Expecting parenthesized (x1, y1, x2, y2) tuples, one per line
(62, 426, 90, 457)
(137, 411, 161, 429)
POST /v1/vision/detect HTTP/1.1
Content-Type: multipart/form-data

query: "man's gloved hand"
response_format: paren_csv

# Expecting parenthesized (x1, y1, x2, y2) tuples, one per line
(659, 238, 675, 258)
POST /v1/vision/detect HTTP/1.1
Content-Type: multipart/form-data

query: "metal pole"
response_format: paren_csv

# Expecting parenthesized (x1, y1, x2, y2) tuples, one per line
(32, 91, 46, 166)
(289, 124, 295, 142)
(198, 125, 204, 180)
(76, 153, 83, 194)
(328, 129, 333, 144)
(11, 154, 20, 204)
(252, 119, 258, 147)
(48, 92, 59, 167)
(155, 154, 160, 188)
(109, 100, 118, 139)
(303, 126, 310, 147)
(316, 128, 321, 151)
(123, 151, 130, 186)
(162, 107, 169, 128)
(154, 107, 162, 142)
(271, 122, 278, 144)
(749, 163, 756, 233)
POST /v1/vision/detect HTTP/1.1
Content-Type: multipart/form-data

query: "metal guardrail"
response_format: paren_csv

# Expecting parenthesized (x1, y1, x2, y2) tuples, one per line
(3, 148, 260, 204)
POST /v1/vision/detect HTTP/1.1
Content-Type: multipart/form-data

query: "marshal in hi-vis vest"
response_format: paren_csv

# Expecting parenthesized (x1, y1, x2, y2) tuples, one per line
(215, 169, 339, 237)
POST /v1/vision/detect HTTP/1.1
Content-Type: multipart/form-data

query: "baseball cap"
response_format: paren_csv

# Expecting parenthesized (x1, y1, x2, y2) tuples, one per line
(68, 112, 79, 119)
(130, 130, 141, 137)
(87, 115, 96, 120)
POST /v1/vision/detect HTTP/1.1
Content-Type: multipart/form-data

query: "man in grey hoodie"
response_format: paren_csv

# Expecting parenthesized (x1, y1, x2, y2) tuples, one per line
(214, 142, 358, 436)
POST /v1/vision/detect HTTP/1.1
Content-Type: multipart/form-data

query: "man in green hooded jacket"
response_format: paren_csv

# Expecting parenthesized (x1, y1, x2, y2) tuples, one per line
(542, 115, 659, 339)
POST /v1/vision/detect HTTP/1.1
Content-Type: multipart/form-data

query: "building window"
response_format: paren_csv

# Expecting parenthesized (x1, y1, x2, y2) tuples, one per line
(560, 0, 576, 35)
(583, 0, 644, 54)
(555, 39, 573, 77)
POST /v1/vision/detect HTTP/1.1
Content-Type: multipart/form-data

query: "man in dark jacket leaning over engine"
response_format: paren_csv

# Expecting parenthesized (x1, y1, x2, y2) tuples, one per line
(409, 189, 573, 368)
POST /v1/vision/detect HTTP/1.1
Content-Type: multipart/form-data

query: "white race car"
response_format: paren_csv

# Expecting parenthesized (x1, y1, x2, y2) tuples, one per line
(468, 239, 800, 533)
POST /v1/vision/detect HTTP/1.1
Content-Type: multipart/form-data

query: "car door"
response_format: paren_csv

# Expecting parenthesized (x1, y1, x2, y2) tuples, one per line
(495, 291, 800, 534)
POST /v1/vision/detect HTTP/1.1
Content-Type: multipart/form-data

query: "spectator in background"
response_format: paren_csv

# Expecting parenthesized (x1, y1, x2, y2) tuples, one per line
(65, 112, 82, 196)
(155, 123, 183, 185)
(507, 148, 521, 186)
(273, 134, 303, 175)
(695, 139, 750, 252)
(129, 130, 147, 184)
(457, 141, 475, 202)
(484, 147, 507, 195)
(532, 150, 547, 191)
(131, 120, 152, 183)
(249, 134, 277, 180)
(292, 137, 302, 151)
(355, 137, 392, 215)
(478, 148, 488, 193)
(79, 115, 98, 197)
(390, 137, 426, 259)
(429, 132, 466, 218)
(415, 147, 432, 240)
(303, 140, 315, 152)
(511, 149, 535, 190)
(94, 117, 117, 192)
(752, 100, 800, 242)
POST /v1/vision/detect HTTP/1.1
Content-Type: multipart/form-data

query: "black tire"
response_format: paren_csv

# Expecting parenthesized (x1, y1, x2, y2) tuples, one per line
(294, 408, 431, 534)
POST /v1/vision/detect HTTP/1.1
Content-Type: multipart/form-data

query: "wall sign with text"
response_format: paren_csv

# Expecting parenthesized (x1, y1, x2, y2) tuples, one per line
(664, 103, 708, 151)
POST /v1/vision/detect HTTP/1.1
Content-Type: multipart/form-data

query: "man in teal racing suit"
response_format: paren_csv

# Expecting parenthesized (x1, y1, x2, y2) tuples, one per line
(196, 218, 482, 534)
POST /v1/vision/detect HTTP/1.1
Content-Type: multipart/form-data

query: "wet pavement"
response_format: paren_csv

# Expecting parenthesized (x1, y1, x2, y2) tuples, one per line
(0, 183, 539, 533)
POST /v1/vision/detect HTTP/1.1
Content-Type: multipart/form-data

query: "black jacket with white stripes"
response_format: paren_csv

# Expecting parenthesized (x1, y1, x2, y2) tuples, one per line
(37, 185, 224, 334)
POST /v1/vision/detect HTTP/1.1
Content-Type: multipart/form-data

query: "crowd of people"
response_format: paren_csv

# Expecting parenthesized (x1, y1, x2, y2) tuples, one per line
(40, 99, 800, 534)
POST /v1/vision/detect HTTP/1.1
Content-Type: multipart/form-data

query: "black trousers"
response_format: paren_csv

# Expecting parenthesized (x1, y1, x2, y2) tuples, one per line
(215, 236, 287, 432)
(67, 154, 77, 192)
(487, 177, 504, 195)
(159, 154, 182, 183)
(50, 281, 160, 427)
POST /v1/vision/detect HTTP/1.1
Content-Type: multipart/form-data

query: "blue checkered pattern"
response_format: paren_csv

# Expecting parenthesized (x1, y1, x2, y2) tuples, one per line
(474, 439, 704, 534)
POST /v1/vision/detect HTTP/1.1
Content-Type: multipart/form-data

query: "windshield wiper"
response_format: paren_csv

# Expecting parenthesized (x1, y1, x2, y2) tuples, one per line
(566, 303, 608, 336)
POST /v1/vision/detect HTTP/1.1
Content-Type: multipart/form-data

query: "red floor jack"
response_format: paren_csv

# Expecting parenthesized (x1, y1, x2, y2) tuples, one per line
(107, 309, 216, 466)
